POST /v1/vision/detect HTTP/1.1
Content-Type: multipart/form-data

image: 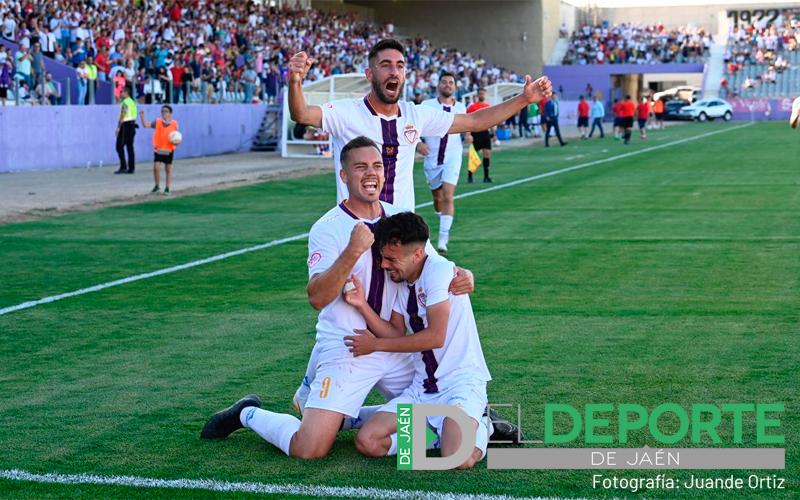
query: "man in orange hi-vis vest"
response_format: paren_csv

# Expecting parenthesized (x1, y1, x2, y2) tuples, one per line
(654, 98, 665, 130)
(140, 105, 179, 195)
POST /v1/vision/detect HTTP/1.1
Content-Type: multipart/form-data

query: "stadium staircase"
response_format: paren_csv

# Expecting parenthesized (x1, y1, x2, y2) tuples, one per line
(727, 51, 800, 98)
(702, 39, 727, 98)
(251, 105, 282, 152)
(548, 38, 570, 65)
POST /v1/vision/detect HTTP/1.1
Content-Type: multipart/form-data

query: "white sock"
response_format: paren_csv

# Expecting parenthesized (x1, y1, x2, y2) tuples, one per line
(476, 416, 491, 460)
(294, 346, 319, 412)
(240, 407, 300, 456)
(387, 433, 398, 456)
(438, 214, 453, 247)
(341, 405, 382, 430)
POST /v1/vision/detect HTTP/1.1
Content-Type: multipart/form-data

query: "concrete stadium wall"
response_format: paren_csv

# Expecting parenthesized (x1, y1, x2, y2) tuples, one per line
(540, 0, 563, 74)
(323, 0, 553, 76)
(0, 104, 266, 173)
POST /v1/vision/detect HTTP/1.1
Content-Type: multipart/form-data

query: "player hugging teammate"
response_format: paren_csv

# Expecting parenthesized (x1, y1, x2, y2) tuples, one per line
(200, 37, 553, 468)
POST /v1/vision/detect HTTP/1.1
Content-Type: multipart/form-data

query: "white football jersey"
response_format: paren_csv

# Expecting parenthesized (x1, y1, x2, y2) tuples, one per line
(421, 98, 466, 169)
(790, 96, 800, 126)
(393, 252, 491, 393)
(320, 97, 455, 211)
(307, 201, 437, 351)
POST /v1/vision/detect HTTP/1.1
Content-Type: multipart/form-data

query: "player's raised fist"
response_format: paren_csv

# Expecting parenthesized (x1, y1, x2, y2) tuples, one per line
(523, 75, 552, 103)
(289, 51, 314, 84)
(348, 222, 374, 255)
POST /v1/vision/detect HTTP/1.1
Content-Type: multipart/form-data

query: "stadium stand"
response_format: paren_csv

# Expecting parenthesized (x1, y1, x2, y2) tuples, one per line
(561, 22, 712, 65)
(0, 0, 517, 106)
(724, 9, 800, 98)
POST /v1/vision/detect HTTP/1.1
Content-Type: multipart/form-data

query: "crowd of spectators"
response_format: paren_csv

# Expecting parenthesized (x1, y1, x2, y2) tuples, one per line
(0, 0, 517, 106)
(403, 36, 521, 99)
(724, 9, 800, 96)
(562, 22, 711, 65)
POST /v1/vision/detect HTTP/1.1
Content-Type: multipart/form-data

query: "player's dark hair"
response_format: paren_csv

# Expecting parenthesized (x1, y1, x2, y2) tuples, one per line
(376, 212, 429, 249)
(368, 39, 405, 65)
(340, 136, 382, 168)
(440, 71, 456, 81)
(162, 104, 173, 113)
(626, 95, 631, 99)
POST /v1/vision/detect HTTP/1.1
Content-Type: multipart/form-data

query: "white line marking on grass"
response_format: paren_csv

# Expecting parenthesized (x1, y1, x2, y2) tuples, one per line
(0, 469, 587, 500)
(1, 123, 754, 316)
(0, 233, 309, 316)
(417, 122, 755, 209)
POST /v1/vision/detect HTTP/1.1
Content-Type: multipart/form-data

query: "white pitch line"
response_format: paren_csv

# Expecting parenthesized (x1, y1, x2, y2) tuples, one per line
(0, 122, 754, 317)
(0, 233, 309, 316)
(418, 121, 755, 208)
(0, 469, 587, 500)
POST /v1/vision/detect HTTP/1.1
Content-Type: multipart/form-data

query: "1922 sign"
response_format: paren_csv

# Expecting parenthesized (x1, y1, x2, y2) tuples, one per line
(727, 9, 784, 27)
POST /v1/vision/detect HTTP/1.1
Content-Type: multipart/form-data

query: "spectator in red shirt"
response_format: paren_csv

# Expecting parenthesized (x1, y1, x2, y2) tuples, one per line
(169, 2, 182, 22)
(577, 95, 590, 139)
(95, 48, 110, 82)
(170, 58, 186, 104)
(95, 33, 112, 52)
(636, 97, 650, 140)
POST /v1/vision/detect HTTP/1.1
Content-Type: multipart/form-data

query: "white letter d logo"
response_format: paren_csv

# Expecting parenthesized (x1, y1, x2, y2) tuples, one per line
(412, 404, 476, 470)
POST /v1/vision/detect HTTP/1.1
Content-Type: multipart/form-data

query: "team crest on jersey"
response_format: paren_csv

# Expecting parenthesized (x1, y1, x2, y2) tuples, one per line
(307, 251, 322, 268)
(417, 287, 426, 306)
(404, 125, 419, 144)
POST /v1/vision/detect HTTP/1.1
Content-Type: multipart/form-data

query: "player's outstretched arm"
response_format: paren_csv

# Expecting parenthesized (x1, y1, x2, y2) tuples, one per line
(448, 75, 552, 134)
(345, 301, 449, 356)
(307, 222, 373, 310)
(288, 51, 323, 128)
(139, 111, 153, 128)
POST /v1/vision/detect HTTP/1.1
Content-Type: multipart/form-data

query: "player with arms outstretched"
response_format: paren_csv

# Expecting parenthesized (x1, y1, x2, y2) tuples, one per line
(287, 38, 552, 211)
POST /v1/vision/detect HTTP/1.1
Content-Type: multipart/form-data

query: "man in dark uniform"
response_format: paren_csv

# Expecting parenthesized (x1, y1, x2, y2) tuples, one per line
(115, 87, 137, 174)
(544, 92, 566, 147)
(466, 88, 493, 183)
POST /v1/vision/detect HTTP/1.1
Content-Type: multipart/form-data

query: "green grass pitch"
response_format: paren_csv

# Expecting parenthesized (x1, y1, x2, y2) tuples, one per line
(0, 122, 797, 499)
